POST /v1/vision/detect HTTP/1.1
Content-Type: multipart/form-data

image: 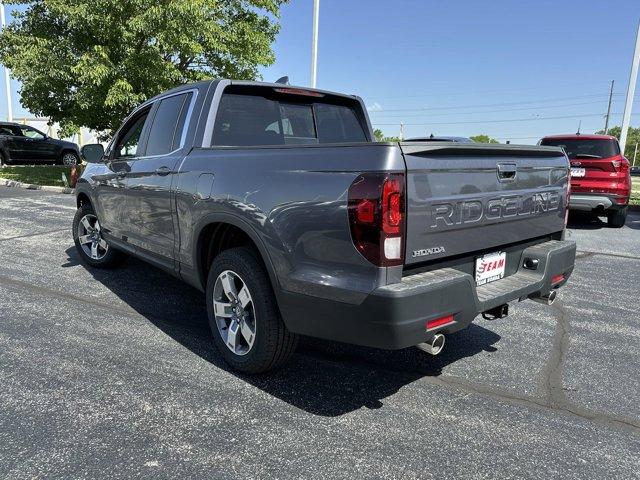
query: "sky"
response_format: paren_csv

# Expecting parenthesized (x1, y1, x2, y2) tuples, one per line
(2, 0, 640, 144)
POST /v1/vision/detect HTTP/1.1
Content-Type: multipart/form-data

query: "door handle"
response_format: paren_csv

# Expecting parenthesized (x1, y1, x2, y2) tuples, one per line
(497, 163, 517, 182)
(155, 166, 172, 176)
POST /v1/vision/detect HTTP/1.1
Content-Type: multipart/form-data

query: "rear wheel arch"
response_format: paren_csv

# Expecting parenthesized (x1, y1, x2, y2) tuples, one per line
(194, 215, 279, 294)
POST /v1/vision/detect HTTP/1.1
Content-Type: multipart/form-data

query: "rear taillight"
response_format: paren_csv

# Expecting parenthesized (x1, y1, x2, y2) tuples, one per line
(612, 157, 630, 174)
(348, 172, 405, 266)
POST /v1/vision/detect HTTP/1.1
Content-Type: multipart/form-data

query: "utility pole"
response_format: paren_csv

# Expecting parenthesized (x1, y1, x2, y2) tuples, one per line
(0, 1, 13, 122)
(604, 80, 615, 134)
(620, 20, 640, 153)
(634, 143, 638, 166)
(399, 122, 404, 141)
(310, 0, 319, 88)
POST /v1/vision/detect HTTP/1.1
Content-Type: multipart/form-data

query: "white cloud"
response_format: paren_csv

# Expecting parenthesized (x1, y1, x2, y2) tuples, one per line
(367, 102, 382, 112)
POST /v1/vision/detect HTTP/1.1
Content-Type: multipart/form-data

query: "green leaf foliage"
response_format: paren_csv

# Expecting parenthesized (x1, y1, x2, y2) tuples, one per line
(595, 125, 640, 159)
(373, 128, 400, 142)
(469, 134, 499, 144)
(0, 0, 287, 136)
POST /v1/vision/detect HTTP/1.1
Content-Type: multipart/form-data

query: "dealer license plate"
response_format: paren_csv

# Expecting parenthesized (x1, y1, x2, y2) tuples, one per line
(475, 251, 506, 286)
(570, 167, 586, 177)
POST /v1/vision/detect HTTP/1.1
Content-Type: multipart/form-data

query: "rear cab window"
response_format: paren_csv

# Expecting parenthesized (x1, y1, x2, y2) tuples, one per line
(540, 138, 620, 159)
(211, 85, 369, 147)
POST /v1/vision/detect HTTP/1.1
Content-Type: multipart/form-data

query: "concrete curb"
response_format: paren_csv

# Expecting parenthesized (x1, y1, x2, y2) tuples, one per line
(0, 177, 74, 195)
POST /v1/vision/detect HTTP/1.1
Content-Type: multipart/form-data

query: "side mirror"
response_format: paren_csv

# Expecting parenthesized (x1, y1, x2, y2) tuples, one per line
(81, 143, 105, 163)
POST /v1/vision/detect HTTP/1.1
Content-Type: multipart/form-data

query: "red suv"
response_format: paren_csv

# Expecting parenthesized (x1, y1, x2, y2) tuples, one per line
(539, 134, 631, 227)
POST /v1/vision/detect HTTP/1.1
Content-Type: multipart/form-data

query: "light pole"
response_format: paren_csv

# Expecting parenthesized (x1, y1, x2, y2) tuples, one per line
(310, 0, 319, 88)
(0, 1, 13, 122)
(620, 20, 640, 153)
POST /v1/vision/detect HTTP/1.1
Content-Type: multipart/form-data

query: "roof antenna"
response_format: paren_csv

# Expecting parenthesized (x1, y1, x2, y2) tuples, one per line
(576, 120, 581, 135)
(275, 76, 290, 85)
(429, 133, 434, 139)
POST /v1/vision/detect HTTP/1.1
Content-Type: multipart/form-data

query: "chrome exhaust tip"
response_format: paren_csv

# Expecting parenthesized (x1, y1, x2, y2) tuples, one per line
(417, 333, 446, 356)
(531, 289, 557, 306)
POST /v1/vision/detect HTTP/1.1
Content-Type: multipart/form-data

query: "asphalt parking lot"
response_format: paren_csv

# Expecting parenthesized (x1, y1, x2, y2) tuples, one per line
(0, 187, 639, 479)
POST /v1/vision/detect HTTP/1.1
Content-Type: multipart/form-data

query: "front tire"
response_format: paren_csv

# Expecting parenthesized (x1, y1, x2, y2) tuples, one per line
(206, 247, 298, 374)
(0, 150, 9, 167)
(72, 203, 126, 268)
(607, 207, 627, 228)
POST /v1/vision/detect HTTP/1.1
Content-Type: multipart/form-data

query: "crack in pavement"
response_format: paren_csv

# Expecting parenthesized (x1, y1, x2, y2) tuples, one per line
(0, 228, 69, 243)
(299, 346, 640, 434)
(576, 250, 640, 261)
(537, 299, 571, 409)
(3, 272, 637, 435)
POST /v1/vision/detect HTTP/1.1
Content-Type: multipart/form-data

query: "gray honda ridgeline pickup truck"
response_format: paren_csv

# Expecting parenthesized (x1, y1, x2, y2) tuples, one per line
(74, 79, 576, 373)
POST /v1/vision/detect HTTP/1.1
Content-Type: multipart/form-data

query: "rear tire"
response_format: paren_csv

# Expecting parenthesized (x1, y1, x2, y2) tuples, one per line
(61, 151, 79, 166)
(206, 247, 298, 374)
(0, 150, 9, 167)
(607, 207, 627, 228)
(72, 203, 127, 268)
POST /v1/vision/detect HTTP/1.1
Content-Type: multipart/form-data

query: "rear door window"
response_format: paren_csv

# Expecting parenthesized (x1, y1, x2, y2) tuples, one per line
(212, 92, 367, 146)
(146, 92, 193, 156)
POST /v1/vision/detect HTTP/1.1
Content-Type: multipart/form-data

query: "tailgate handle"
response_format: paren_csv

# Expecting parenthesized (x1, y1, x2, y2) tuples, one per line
(497, 163, 517, 182)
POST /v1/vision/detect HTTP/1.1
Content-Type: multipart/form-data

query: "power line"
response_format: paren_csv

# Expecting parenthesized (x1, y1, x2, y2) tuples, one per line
(373, 80, 627, 100)
(371, 111, 637, 126)
(367, 94, 618, 113)
(370, 100, 629, 118)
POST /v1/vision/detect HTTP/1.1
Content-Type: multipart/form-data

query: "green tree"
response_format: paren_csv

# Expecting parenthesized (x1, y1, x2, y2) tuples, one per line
(595, 125, 640, 160)
(0, 0, 287, 136)
(373, 128, 400, 142)
(470, 134, 499, 144)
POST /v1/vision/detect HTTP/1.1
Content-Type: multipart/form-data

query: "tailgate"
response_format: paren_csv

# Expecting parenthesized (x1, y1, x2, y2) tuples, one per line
(401, 143, 569, 265)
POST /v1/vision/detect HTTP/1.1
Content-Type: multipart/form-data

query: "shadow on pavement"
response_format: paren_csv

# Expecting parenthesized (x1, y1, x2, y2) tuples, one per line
(626, 210, 640, 230)
(64, 246, 501, 417)
(567, 210, 639, 230)
(567, 211, 608, 230)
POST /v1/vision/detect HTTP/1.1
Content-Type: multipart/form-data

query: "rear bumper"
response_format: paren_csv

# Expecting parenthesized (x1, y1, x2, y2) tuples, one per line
(570, 194, 627, 211)
(279, 239, 576, 349)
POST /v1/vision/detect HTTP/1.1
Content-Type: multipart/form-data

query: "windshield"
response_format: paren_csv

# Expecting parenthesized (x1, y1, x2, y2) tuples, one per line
(540, 138, 620, 159)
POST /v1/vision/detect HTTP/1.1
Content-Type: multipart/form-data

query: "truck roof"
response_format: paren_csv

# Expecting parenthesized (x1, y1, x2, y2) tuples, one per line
(145, 79, 359, 105)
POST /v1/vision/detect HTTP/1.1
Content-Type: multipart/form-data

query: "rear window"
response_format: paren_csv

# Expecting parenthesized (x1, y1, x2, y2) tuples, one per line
(540, 138, 620, 159)
(211, 91, 367, 147)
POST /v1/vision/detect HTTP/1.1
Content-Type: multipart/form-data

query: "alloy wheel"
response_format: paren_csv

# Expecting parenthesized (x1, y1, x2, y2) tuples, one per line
(62, 153, 77, 166)
(77, 214, 108, 260)
(213, 270, 256, 356)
